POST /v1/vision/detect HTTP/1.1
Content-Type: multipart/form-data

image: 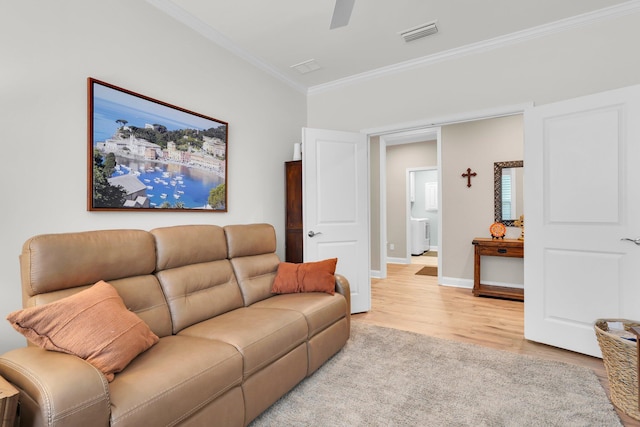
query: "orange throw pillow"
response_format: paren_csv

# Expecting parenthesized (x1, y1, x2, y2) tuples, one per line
(6, 280, 159, 382)
(272, 258, 337, 295)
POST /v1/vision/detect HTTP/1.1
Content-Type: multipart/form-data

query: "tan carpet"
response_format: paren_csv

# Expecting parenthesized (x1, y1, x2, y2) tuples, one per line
(415, 266, 438, 276)
(250, 323, 621, 426)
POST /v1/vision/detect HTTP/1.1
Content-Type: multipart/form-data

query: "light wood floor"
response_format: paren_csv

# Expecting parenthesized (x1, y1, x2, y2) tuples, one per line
(352, 260, 639, 426)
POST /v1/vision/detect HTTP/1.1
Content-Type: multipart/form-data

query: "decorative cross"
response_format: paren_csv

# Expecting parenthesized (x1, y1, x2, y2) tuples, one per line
(461, 168, 477, 187)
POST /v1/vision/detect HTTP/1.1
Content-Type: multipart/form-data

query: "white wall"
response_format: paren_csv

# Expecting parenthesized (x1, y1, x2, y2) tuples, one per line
(0, 1, 306, 352)
(441, 116, 524, 287)
(307, 11, 640, 131)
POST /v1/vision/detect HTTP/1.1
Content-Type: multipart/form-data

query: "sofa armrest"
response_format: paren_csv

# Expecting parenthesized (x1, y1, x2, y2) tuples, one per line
(334, 274, 351, 332)
(0, 347, 111, 427)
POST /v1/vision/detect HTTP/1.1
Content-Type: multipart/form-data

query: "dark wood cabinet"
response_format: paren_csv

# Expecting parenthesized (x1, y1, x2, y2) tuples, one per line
(471, 238, 524, 301)
(285, 161, 303, 263)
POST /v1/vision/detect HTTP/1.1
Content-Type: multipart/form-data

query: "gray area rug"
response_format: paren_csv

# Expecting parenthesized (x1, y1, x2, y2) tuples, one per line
(250, 322, 621, 426)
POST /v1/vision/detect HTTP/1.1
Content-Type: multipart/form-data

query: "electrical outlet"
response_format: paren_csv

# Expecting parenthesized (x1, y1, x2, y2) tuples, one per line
(389, 243, 395, 250)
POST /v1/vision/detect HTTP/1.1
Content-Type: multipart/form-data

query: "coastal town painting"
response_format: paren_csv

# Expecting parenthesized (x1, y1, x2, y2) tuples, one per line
(88, 78, 227, 212)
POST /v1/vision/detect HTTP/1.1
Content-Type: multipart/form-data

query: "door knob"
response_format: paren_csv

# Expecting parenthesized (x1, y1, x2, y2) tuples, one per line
(621, 237, 640, 246)
(308, 230, 323, 238)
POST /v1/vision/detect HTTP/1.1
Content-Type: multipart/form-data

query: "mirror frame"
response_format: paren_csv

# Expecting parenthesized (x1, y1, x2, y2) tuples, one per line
(494, 160, 523, 226)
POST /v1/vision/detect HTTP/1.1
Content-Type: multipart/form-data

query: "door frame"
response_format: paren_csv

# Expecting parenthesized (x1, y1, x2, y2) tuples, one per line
(364, 102, 532, 280)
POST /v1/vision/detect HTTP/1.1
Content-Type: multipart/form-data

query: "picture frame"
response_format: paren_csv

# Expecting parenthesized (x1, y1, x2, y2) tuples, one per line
(87, 78, 228, 212)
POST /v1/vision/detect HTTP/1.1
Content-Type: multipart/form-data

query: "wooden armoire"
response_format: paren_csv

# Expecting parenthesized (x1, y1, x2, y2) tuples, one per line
(285, 160, 303, 262)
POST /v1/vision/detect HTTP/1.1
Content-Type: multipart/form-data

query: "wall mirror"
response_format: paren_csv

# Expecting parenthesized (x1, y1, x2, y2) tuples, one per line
(494, 160, 523, 226)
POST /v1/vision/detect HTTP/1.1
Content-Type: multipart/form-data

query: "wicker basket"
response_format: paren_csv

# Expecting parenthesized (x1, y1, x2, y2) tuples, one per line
(594, 318, 640, 420)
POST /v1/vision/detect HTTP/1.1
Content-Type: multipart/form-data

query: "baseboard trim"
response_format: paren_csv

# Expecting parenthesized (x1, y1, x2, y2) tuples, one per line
(440, 277, 523, 290)
(482, 280, 524, 289)
(440, 277, 473, 289)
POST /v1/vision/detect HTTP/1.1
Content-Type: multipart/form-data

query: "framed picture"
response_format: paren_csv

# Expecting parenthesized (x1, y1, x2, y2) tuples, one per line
(87, 78, 228, 212)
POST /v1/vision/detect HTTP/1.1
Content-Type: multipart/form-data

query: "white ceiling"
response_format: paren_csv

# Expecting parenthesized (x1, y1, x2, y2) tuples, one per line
(149, 0, 637, 93)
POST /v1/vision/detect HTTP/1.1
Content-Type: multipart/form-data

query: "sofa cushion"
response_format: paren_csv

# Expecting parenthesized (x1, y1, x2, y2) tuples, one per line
(252, 292, 347, 338)
(20, 229, 156, 297)
(156, 260, 244, 334)
(178, 307, 308, 379)
(109, 335, 243, 426)
(152, 224, 245, 334)
(272, 258, 338, 295)
(151, 225, 228, 271)
(108, 276, 173, 338)
(224, 223, 276, 258)
(230, 253, 280, 306)
(6, 280, 159, 382)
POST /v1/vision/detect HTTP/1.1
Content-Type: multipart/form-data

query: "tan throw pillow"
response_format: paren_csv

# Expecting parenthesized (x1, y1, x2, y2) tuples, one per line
(6, 280, 159, 382)
(272, 258, 338, 295)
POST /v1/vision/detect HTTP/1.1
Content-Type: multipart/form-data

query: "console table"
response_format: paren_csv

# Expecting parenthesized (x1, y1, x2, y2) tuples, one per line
(472, 238, 524, 301)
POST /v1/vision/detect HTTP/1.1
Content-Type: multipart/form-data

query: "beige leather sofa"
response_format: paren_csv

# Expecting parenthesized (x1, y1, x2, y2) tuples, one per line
(0, 223, 351, 426)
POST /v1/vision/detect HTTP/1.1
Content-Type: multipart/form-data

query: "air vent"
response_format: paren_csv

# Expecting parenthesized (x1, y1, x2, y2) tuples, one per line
(290, 59, 321, 74)
(399, 21, 438, 42)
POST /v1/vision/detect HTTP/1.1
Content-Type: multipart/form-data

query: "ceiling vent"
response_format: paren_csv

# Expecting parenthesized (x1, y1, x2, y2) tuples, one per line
(399, 21, 438, 42)
(290, 59, 321, 74)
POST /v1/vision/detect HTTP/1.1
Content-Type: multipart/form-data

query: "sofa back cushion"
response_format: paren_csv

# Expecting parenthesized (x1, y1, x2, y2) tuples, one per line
(20, 229, 173, 338)
(151, 225, 244, 333)
(224, 224, 280, 305)
(225, 223, 277, 259)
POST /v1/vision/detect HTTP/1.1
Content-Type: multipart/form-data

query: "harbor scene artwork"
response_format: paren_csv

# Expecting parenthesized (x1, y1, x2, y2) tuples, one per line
(88, 78, 227, 211)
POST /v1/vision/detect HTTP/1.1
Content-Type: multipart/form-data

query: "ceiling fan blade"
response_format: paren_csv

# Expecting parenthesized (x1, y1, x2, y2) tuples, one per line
(330, 0, 355, 29)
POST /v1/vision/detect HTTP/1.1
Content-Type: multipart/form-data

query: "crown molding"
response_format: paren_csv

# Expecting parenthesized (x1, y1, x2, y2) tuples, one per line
(308, 0, 640, 95)
(147, 0, 308, 94)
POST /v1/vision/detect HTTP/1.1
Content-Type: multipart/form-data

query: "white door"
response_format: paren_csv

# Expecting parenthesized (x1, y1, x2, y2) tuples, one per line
(302, 127, 371, 313)
(524, 84, 640, 357)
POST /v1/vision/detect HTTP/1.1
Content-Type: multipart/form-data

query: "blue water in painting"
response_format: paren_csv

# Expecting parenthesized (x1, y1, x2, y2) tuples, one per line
(110, 157, 223, 209)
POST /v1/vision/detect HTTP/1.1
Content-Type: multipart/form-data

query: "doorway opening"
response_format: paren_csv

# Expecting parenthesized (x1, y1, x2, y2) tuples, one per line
(367, 102, 530, 283)
(375, 127, 441, 280)
(407, 167, 438, 265)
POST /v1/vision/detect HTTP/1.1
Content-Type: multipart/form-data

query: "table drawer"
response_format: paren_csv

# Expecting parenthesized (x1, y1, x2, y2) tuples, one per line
(477, 245, 523, 257)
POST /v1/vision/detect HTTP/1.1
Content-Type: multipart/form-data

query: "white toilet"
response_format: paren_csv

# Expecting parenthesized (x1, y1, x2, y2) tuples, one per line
(410, 218, 430, 256)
